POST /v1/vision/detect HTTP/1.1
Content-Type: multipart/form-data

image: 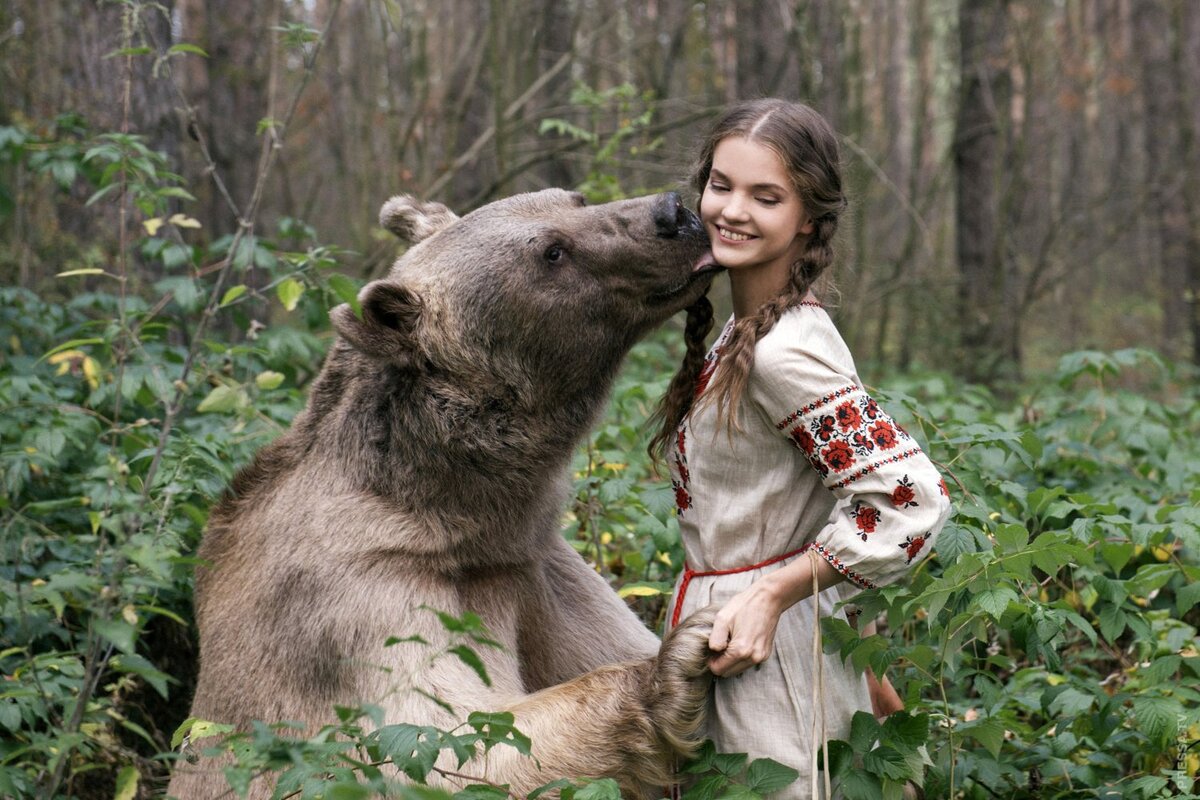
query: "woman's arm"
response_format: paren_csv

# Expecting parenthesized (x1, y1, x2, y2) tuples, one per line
(707, 552, 843, 677)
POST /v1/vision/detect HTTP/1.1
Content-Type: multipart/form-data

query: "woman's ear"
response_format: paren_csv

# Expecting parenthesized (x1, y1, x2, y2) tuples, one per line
(330, 280, 424, 367)
(799, 217, 815, 236)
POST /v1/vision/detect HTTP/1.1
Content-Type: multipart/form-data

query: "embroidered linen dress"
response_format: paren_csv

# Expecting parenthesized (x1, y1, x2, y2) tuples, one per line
(666, 303, 952, 797)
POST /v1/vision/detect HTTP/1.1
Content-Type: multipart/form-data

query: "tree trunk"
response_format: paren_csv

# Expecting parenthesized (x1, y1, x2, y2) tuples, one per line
(954, 0, 1017, 383)
(1135, 0, 1191, 361)
(1178, 0, 1200, 364)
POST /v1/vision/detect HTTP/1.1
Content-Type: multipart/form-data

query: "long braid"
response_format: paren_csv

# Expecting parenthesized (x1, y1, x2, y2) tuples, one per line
(649, 296, 715, 460)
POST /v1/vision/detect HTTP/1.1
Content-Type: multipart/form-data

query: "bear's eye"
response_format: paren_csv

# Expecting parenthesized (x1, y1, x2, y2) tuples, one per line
(543, 244, 565, 264)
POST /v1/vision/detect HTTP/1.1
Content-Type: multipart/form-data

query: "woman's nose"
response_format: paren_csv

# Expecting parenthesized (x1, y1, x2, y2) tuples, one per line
(722, 193, 749, 220)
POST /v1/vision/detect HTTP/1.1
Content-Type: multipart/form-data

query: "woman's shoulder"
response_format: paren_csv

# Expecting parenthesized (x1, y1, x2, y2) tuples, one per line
(754, 302, 857, 377)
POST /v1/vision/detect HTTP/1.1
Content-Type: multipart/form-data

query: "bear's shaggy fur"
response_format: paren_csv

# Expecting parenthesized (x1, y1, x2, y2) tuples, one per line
(168, 189, 721, 799)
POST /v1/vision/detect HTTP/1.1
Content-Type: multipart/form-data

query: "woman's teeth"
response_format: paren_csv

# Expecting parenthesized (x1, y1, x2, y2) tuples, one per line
(720, 227, 752, 241)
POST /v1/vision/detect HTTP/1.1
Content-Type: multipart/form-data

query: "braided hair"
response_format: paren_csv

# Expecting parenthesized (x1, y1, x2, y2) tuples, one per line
(650, 99, 846, 459)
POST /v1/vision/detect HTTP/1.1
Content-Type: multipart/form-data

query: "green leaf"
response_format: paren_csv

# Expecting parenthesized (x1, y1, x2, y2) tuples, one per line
(453, 786, 510, 800)
(219, 284, 247, 307)
(277, 277, 305, 311)
(1132, 695, 1181, 746)
(1126, 776, 1169, 796)
(113, 765, 138, 800)
(962, 717, 1004, 758)
(973, 586, 1017, 620)
(838, 768, 883, 800)
(574, 778, 622, 800)
(1098, 604, 1127, 642)
(170, 717, 235, 749)
(38, 337, 106, 363)
(1177, 581, 1200, 615)
(933, 523, 975, 561)
(255, 370, 285, 390)
(448, 645, 492, 687)
(745, 757, 800, 793)
(168, 43, 209, 57)
(108, 46, 153, 57)
(328, 273, 362, 316)
(862, 746, 914, 781)
(680, 774, 727, 800)
(879, 712, 929, 750)
(197, 385, 242, 414)
(849, 710, 881, 753)
(993, 524, 1028, 553)
(326, 785, 371, 800)
(110, 653, 175, 698)
(1048, 686, 1094, 716)
(93, 618, 137, 654)
(1098, 541, 1135, 575)
(710, 751, 747, 777)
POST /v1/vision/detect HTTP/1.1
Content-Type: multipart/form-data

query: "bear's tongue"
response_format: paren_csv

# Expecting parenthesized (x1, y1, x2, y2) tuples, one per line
(692, 250, 719, 273)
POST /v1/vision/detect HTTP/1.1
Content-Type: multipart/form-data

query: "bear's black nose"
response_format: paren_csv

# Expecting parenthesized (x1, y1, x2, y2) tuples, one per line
(653, 192, 688, 238)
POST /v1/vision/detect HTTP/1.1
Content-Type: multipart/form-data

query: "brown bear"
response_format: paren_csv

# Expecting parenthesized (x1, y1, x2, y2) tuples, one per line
(167, 189, 722, 799)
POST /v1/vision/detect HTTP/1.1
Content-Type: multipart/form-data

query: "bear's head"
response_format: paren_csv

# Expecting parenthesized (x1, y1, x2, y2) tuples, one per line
(331, 189, 718, 402)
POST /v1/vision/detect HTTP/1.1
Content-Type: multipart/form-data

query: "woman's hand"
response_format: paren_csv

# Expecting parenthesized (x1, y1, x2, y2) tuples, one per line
(706, 550, 845, 678)
(707, 582, 785, 677)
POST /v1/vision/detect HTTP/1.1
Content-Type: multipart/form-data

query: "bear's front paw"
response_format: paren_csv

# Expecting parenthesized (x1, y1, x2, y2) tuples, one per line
(644, 605, 717, 760)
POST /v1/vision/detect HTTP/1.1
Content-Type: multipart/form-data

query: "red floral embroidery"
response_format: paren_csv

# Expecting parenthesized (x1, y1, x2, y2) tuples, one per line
(813, 415, 837, 442)
(938, 478, 949, 496)
(835, 401, 861, 432)
(673, 481, 691, 511)
(891, 475, 918, 508)
(830, 448, 923, 490)
(804, 542, 877, 589)
(851, 502, 879, 540)
(673, 427, 691, 512)
(790, 426, 816, 454)
(850, 431, 875, 455)
(822, 441, 856, 472)
(780, 388, 917, 488)
(868, 420, 899, 450)
(775, 385, 858, 431)
(900, 532, 932, 564)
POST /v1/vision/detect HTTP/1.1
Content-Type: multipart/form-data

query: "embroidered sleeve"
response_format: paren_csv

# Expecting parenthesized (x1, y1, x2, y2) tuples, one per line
(749, 321, 953, 589)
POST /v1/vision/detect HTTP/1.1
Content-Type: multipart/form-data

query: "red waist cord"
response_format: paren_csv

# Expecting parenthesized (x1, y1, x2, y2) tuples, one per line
(669, 544, 808, 628)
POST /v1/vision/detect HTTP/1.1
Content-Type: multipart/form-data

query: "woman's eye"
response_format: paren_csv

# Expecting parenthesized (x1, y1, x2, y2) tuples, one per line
(708, 181, 729, 193)
(544, 244, 565, 264)
(757, 197, 780, 206)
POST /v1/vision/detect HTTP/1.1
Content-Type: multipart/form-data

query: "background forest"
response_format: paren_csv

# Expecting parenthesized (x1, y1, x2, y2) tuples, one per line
(1, 1, 1198, 799)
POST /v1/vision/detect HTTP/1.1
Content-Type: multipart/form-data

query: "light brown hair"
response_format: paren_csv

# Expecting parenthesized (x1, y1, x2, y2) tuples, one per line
(650, 99, 846, 458)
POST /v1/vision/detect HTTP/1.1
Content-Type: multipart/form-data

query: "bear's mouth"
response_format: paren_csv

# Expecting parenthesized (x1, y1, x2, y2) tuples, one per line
(649, 251, 723, 303)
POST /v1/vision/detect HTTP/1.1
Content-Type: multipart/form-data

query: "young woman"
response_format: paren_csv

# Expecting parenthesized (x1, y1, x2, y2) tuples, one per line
(654, 98, 952, 795)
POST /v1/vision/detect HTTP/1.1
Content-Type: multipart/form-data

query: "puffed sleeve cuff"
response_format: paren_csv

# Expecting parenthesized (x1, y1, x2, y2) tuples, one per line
(749, 321, 953, 589)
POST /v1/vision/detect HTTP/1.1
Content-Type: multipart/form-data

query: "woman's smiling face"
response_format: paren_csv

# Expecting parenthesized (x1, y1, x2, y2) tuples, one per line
(700, 136, 814, 278)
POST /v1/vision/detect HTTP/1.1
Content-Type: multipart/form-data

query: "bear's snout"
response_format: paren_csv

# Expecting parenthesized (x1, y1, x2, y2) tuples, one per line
(652, 191, 703, 239)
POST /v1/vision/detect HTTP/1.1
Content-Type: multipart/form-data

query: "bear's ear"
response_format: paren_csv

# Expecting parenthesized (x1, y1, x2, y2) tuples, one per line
(330, 280, 424, 367)
(379, 195, 460, 244)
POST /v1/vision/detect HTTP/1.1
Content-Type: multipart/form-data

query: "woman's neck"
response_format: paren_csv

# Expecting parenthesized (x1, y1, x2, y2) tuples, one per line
(729, 266, 789, 318)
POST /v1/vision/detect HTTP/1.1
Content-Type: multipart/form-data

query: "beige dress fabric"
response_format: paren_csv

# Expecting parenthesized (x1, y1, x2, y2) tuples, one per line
(666, 303, 952, 798)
